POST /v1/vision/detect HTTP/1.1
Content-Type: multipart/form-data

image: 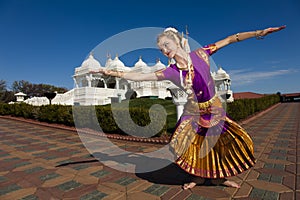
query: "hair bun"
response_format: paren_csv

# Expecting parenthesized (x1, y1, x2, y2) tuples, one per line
(164, 27, 178, 33)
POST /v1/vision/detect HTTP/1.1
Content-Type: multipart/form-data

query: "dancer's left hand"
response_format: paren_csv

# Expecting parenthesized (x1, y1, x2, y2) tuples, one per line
(261, 25, 286, 37)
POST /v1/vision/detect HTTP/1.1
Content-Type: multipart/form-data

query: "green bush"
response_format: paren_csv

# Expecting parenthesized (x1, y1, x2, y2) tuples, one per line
(226, 94, 280, 121)
(0, 103, 38, 119)
(0, 103, 11, 115)
(73, 104, 167, 137)
(37, 105, 74, 126)
(0, 95, 280, 136)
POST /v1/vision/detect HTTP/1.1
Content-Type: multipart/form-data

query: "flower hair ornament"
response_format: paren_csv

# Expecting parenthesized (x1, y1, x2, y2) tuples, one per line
(164, 27, 178, 33)
(164, 27, 191, 53)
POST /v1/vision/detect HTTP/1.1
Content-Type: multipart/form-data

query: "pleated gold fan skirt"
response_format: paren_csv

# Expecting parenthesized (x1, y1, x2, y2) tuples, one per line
(170, 96, 256, 178)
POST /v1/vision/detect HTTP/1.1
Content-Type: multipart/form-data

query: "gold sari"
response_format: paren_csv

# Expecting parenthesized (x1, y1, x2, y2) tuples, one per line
(170, 96, 256, 178)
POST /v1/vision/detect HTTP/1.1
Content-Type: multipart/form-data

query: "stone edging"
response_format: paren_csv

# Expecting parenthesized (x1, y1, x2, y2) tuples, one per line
(0, 115, 170, 144)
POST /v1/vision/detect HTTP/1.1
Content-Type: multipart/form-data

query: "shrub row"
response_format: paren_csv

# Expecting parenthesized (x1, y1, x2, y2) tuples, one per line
(0, 102, 167, 137)
(0, 103, 74, 126)
(0, 94, 280, 136)
(226, 94, 280, 121)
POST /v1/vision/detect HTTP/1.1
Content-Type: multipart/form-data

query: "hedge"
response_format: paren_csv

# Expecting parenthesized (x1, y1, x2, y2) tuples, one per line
(0, 94, 280, 136)
(0, 102, 167, 137)
(226, 94, 280, 121)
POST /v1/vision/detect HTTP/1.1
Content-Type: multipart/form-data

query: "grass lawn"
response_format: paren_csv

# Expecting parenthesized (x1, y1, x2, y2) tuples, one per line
(115, 98, 177, 134)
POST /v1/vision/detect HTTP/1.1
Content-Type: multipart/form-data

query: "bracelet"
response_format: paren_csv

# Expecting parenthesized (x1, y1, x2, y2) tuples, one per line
(255, 30, 264, 40)
(235, 33, 240, 42)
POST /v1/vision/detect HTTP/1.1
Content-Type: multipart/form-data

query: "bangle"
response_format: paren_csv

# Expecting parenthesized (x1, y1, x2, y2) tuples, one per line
(255, 30, 264, 40)
(235, 33, 240, 42)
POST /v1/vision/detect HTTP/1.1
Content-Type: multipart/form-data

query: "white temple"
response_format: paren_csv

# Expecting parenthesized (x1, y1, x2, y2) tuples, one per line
(71, 54, 174, 105)
(211, 67, 234, 102)
(23, 54, 234, 109)
(14, 92, 27, 102)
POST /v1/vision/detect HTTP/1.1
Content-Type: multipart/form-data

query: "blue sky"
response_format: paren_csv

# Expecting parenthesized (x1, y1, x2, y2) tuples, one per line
(0, 0, 299, 94)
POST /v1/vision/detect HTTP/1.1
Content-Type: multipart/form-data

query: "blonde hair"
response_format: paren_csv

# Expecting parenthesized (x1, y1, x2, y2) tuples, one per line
(157, 28, 191, 53)
(157, 29, 183, 48)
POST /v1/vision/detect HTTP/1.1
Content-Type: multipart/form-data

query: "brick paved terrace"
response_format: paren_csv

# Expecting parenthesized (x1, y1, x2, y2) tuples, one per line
(0, 102, 299, 199)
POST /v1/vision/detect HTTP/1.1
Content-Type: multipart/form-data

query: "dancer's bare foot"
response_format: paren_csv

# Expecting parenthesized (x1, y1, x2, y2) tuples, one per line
(222, 180, 240, 188)
(182, 182, 197, 190)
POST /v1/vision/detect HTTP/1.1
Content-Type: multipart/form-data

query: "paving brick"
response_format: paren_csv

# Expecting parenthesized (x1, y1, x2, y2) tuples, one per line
(35, 187, 61, 200)
(261, 158, 292, 165)
(296, 191, 300, 200)
(236, 170, 250, 180)
(21, 194, 39, 200)
(39, 172, 61, 182)
(1, 102, 299, 200)
(287, 156, 296, 162)
(296, 175, 300, 190)
(57, 180, 82, 192)
(287, 149, 296, 155)
(168, 189, 191, 200)
(253, 160, 264, 169)
(160, 187, 181, 200)
(79, 189, 107, 200)
(124, 180, 154, 193)
(0, 183, 22, 196)
(0, 188, 36, 200)
(55, 167, 78, 175)
(279, 192, 295, 200)
(256, 168, 290, 177)
(230, 182, 252, 199)
(186, 193, 215, 200)
(126, 191, 160, 200)
(247, 180, 291, 193)
(249, 188, 279, 199)
(90, 169, 110, 178)
(95, 183, 125, 197)
(282, 176, 295, 190)
(100, 182, 127, 193)
(143, 184, 169, 196)
(74, 174, 99, 185)
(41, 174, 74, 187)
(62, 184, 98, 199)
(191, 186, 230, 199)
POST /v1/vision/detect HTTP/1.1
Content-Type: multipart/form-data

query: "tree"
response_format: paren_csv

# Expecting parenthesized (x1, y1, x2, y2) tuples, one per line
(0, 79, 6, 94)
(12, 80, 32, 95)
(0, 91, 15, 103)
(0, 80, 15, 103)
(11, 80, 68, 98)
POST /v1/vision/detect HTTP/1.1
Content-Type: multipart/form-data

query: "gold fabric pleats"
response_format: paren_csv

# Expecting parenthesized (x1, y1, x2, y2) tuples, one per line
(170, 96, 256, 178)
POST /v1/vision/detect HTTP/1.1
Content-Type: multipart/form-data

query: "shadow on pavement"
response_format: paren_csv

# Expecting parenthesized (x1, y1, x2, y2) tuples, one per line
(55, 151, 217, 186)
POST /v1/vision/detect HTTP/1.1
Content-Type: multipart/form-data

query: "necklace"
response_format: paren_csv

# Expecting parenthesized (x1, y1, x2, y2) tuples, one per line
(177, 54, 193, 95)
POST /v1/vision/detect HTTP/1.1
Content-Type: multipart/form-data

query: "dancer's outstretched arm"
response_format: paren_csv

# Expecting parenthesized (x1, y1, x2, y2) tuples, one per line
(90, 69, 158, 81)
(214, 25, 286, 50)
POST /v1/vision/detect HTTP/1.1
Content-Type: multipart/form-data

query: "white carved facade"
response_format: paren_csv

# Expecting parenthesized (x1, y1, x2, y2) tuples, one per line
(71, 54, 174, 106)
(211, 67, 234, 102)
(23, 54, 234, 108)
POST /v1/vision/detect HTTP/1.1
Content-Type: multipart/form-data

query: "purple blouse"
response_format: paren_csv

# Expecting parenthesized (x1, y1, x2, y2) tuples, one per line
(156, 44, 218, 103)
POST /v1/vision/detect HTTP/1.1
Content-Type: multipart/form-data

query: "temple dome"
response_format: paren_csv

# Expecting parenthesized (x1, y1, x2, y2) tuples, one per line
(105, 57, 113, 67)
(215, 67, 230, 80)
(134, 57, 147, 68)
(74, 53, 103, 75)
(153, 59, 166, 70)
(81, 54, 102, 69)
(112, 56, 125, 67)
(107, 56, 128, 71)
(217, 67, 226, 75)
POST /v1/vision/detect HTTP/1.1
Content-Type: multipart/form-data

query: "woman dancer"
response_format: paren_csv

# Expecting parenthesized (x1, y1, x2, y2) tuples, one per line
(93, 25, 285, 189)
